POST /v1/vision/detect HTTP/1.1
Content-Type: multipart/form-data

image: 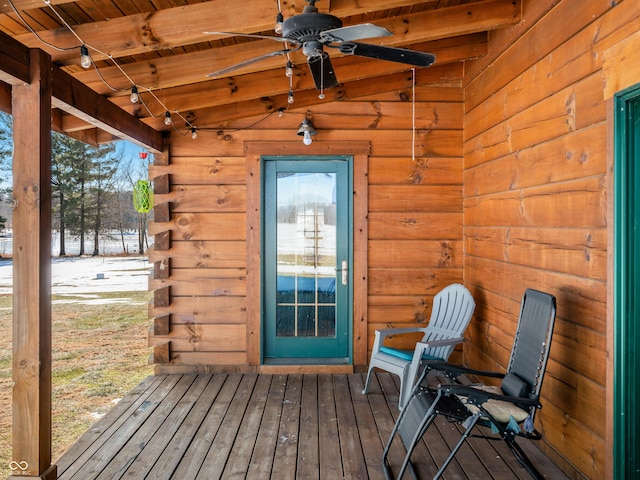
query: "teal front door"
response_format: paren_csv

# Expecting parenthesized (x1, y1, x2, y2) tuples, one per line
(263, 157, 351, 363)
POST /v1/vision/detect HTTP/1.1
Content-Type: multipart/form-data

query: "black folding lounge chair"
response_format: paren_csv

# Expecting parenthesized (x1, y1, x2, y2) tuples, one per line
(382, 288, 557, 480)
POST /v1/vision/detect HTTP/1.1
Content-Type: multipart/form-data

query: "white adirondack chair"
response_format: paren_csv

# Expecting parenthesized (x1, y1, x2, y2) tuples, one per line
(362, 283, 475, 409)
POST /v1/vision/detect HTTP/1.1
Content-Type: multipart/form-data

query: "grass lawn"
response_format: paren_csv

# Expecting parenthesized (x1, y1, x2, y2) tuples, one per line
(0, 291, 154, 478)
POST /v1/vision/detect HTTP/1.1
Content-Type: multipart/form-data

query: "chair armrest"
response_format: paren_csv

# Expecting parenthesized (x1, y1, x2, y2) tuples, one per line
(440, 384, 541, 409)
(375, 327, 426, 338)
(423, 362, 505, 382)
(371, 327, 426, 355)
(416, 336, 464, 349)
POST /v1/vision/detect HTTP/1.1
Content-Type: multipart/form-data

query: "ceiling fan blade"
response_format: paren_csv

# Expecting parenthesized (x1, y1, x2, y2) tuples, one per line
(319, 23, 392, 43)
(338, 42, 436, 67)
(207, 48, 294, 77)
(308, 54, 339, 90)
(204, 31, 293, 44)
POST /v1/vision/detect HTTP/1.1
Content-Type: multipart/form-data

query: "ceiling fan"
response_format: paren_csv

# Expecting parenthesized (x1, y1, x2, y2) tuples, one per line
(205, 0, 436, 92)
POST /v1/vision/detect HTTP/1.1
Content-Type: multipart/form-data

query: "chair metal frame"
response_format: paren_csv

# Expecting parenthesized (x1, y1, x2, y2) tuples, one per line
(382, 288, 557, 480)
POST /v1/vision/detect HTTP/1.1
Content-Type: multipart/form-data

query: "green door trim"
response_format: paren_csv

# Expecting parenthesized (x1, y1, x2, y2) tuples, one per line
(261, 155, 354, 364)
(613, 85, 640, 480)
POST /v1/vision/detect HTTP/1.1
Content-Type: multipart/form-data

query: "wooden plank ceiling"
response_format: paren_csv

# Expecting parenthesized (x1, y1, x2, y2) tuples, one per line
(0, 0, 522, 144)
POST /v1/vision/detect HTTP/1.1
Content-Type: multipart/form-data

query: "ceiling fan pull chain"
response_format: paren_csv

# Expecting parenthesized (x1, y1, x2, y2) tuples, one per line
(319, 54, 326, 99)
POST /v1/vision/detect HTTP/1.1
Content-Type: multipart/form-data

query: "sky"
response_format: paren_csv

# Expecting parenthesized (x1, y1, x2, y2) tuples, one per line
(1, 137, 149, 191)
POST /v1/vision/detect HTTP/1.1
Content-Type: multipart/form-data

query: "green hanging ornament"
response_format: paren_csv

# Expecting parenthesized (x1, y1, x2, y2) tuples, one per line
(133, 179, 153, 213)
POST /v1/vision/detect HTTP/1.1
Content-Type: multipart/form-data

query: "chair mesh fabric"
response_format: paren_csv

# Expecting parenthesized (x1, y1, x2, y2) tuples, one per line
(508, 290, 555, 398)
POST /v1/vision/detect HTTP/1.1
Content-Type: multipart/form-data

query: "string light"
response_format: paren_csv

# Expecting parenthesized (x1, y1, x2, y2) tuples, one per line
(14, 0, 198, 134)
(11, 0, 305, 137)
(79, 45, 91, 69)
(274, 12, 284, 35)
(275, 0, 283, 34)
(130, 85, 139, 103)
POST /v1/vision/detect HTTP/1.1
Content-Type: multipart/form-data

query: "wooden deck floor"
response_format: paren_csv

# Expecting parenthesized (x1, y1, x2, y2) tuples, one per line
(54, 373, 568, 480)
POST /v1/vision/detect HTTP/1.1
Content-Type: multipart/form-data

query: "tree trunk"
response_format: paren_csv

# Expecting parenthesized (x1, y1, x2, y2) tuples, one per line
(92, 214, 100, 256)
(79, 177, 85, 255)
(59, 190, 66, 256)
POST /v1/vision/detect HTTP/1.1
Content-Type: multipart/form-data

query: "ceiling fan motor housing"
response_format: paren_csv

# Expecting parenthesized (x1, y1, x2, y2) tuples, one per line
(281, 10, 343, 43)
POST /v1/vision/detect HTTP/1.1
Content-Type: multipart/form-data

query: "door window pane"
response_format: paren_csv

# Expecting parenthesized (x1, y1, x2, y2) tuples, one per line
(275, 172, 336, 338)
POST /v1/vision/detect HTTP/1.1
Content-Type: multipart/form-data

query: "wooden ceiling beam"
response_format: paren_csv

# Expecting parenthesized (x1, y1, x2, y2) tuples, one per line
(51, 64, 164, 151)
(58, 33, 480, 135)
(0, 29, 30, 85)
(12, 0, 516, 64)
(0, 80, 10, 114)
(142, 63, 464, 131)
(134, 34, 484, 112)
(68, 10, 491, 96)
(0, 0, 78, 15)
(0, 29, 162, 149)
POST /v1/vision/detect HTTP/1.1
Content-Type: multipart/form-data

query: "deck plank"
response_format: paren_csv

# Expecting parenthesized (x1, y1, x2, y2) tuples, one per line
(53, 373, 569, 480)
(348, 374, 386, 479)
(318, 374, 344, 479)
(272, 374, 302, 479)
(245, 374, 286, 478)
(297, 374, 320, 479)
(334, 373, 370, 479)
(221, 374, 273, 479)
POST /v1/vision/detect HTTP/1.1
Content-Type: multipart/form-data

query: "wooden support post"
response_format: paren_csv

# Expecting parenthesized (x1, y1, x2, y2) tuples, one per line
(10, 49, 57, 479)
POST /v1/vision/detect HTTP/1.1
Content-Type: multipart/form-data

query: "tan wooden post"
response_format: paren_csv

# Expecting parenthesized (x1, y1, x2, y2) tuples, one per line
(9, 48, 57, 480)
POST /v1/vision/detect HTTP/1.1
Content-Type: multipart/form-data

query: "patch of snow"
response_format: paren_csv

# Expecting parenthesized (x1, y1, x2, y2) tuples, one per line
(0, 255, 150, 296)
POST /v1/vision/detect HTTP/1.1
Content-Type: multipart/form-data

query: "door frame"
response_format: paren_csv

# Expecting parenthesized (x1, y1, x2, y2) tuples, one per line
(245, 141, 369, 371)
(262, 156, 352, 363)
(612, 85, 640, 479)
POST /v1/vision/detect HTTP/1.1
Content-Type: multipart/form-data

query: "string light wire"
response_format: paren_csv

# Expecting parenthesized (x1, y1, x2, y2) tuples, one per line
(9, 0, 197, 135)
(412, 67, 416, 162)
(14, 0, 292, 137)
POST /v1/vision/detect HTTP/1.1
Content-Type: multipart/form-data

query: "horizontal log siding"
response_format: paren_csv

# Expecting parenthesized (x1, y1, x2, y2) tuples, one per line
(149, 83, 465, 369)
(462, 0, 638, 478)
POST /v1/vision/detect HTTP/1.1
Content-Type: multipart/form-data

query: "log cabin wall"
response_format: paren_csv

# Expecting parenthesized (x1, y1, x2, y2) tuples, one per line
(147, 74, 466, 373)
(462, 0, 637, 479)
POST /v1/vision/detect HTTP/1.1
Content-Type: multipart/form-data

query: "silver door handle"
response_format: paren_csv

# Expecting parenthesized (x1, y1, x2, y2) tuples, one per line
(341, 260, 347, 285)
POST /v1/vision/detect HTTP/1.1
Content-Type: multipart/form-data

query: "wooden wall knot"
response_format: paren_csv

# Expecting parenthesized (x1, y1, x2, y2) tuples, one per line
(438, 241, 452, 267)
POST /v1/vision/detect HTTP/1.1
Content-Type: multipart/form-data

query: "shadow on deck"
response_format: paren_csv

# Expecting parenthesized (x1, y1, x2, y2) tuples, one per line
(55, 373, 568, 479)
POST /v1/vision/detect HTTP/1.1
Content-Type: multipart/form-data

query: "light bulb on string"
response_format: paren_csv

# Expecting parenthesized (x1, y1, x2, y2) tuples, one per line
(191, 127, 198, 139)
(80, 45, 91, 69)
(285, 61, 293, 78)
(164, 111, 172, 126)
(274, 12, 284, 35)
(130, 85, 139, 103)
(287, 90, 294, 104)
